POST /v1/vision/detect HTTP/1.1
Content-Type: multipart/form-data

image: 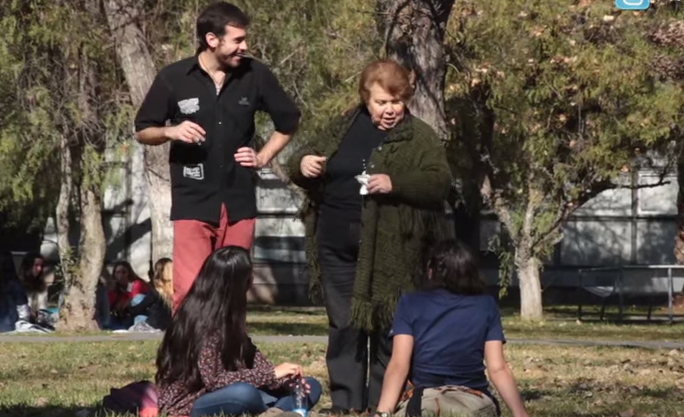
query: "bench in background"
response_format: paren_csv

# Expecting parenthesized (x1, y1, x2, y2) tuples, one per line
(577, 265, 684, 323)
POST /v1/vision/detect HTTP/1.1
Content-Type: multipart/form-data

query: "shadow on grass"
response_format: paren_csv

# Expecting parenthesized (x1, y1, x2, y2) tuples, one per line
(568, 316, 684, 325)
(499, 306, 664, 319)
(248, 305, 325, 315)
(248, 322, 327, 336)
(637, 387, 684, 400)
(0, 405, 167, 417)
(519, 388, 554, 401)
(503, 325, 684, 342)
(247, 305, 684, 340)
(0, 405, 94, 417)
(500, 304, 684, 325)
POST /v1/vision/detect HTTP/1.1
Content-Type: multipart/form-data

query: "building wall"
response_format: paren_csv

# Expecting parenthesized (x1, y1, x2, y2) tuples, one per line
(40, 144, 152, 279)
(37, 146, 682, 301)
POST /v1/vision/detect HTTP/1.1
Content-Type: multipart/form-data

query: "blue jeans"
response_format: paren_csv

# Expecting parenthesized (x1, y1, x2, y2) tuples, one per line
(107, 293, 147, 329)
(130, 294, 148, 325)
(190, 377, 322, 417)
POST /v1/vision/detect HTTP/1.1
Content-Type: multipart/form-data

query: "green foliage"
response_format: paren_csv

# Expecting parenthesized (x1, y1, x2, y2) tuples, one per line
(446, 0, 684, 273)
(0, 0, 380, 228)
(243, 0, 380, 143)
(0, 0, 133, 227)
(140, 0, 379, 161)
(488, 233, 515, 298)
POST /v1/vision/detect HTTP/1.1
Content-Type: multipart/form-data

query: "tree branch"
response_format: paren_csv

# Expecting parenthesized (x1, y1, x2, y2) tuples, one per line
(481, 173, 516, 240)
(521, 171, 539, 246)
(530, 171, 673, 251)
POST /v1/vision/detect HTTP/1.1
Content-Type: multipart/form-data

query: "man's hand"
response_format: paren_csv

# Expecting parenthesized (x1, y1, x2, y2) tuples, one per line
(367, 174, 392, 194)
(300, 155, 326, 178)
(164, 121, 206, 143)
(235, 147, 266, 168)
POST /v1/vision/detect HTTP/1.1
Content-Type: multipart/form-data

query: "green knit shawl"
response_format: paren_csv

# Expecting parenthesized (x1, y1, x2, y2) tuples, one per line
(285, 107, 454, 330)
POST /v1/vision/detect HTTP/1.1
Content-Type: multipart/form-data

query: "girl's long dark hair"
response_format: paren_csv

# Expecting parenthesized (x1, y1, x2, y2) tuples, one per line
(112, 260, 142, 283)
(20, 252, 44, 292)
(155, 246, 253, 391)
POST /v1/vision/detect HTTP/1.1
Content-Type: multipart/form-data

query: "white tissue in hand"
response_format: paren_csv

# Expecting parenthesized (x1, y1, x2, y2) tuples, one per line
(355, 171, 370, 195)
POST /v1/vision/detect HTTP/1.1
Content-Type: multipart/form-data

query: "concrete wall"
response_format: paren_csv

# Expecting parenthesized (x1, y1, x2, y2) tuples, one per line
(40, 143, 152, 279)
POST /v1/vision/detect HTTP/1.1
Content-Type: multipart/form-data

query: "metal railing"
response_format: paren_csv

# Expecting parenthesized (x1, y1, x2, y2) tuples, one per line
(577, 265, 684, 324)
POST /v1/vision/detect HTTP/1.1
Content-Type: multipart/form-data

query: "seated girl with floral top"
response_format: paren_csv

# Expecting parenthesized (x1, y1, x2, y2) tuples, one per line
(155, 246, 321, 417)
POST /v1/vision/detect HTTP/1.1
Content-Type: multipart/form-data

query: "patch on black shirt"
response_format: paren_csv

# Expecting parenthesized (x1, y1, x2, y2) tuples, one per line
(134, 56, 301, 224)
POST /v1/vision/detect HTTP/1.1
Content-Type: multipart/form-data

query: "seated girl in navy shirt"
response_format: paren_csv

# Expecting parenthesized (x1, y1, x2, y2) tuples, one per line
(375, 240, 528, 417)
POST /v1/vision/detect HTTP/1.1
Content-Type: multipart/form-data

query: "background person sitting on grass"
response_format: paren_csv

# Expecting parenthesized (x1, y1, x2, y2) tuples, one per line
(107, 260, 150, 330)
(155, 246, 322, 417)
(374, 240, 528, 417)
(0, 250, 31, 333)
(127, 257, 174, 332)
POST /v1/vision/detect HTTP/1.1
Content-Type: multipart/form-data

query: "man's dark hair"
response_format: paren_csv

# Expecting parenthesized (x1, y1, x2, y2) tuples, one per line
(414, 239, 486, 296)
(196, 2, 250, 51)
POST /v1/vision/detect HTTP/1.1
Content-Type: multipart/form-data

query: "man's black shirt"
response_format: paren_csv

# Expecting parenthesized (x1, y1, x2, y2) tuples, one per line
(134, 55, 300, 225)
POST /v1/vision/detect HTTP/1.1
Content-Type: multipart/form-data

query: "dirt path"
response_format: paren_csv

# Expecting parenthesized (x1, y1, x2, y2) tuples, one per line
(0, 333, 682, 349)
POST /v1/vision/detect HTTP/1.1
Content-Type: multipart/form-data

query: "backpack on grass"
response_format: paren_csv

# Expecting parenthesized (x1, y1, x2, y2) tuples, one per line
(101, 380, 159, 417)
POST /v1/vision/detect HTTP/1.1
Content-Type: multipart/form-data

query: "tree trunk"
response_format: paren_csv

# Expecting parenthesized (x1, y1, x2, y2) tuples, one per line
(675, 154, 684, 264)
(142, 148, 174, 261)
(59, 184, 105, 331)
(55, 135, 73, 317)
(103, 0, 173, 261)
(58, 32, 107, 330)
(376, 0, 455, 140)
(515, 251, 543, 320)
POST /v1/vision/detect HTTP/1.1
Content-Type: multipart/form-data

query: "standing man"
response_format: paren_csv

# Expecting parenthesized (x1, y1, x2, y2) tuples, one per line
(134, 1, 300, 311)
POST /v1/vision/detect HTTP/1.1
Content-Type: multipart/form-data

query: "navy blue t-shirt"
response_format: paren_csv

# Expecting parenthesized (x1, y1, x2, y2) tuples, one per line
(390, 289, 505, 396)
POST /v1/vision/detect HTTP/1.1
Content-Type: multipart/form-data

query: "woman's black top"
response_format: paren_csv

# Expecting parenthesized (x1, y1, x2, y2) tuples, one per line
(319, 108, 386, 224)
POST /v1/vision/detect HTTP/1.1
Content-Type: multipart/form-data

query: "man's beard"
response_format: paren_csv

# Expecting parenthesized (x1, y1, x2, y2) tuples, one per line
(219, 50, 243, 69)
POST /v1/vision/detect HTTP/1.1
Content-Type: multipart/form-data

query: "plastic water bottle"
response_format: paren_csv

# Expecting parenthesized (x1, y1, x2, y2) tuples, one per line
(292, 379, 308, 417)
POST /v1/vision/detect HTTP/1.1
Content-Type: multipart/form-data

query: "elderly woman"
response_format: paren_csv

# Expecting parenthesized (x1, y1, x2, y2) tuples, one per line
(286, 59, 454, 415)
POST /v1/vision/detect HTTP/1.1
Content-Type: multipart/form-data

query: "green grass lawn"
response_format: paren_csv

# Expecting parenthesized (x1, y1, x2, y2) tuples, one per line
(243, 306, 684, 342)
(0, 340, 683, 417)
(13, 305, 683, 342)
(2, 307, 683, 416)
